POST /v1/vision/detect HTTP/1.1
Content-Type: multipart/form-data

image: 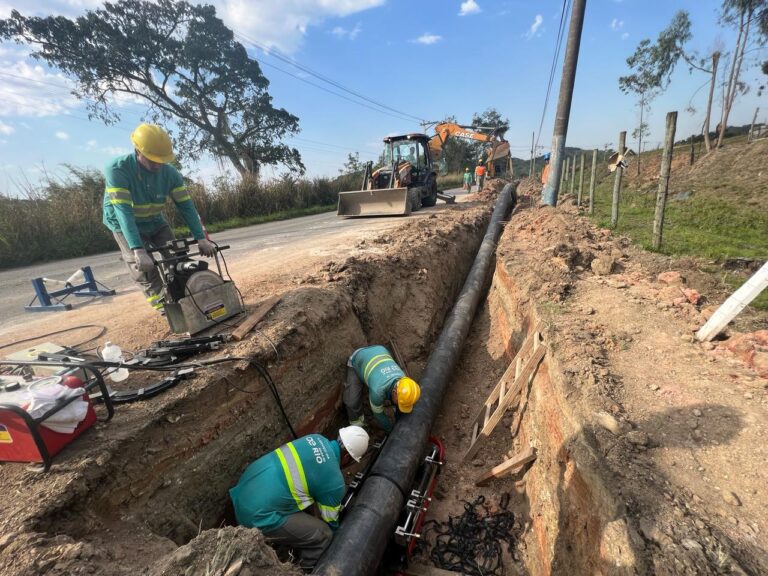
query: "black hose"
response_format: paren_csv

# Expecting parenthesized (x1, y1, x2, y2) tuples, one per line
(313, 182, 517, 575)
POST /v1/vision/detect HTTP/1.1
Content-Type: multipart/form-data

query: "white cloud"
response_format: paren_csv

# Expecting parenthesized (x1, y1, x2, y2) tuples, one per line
(0, 56, 80, 118)
(0, 121, 14, 135)
(526, 14, 544, 39)
(3, 1, 385, 55)
(55, 131, 69, 140)
(459, 0, 481, 16)
(215, 0, 385, 53)
(102, 145, 130, 156)
(621, 32, 629, 40)
(413, 33, 442, 45)
(610, 18, 624, 31)
(331, 22, 362, 40)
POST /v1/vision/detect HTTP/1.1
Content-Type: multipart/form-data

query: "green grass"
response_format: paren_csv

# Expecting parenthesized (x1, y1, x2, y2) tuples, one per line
(174, 203, 336, 236)
(590, 168, 768, 261)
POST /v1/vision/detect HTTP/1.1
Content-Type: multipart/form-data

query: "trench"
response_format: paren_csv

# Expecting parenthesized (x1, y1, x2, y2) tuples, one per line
(10, 190, 633, 576)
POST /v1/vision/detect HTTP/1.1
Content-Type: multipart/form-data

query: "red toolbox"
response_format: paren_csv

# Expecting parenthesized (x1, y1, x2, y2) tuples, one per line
(0, 364, 114, 471)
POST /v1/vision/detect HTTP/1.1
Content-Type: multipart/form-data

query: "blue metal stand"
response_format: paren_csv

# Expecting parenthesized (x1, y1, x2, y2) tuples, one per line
(25, 266, 116, 312)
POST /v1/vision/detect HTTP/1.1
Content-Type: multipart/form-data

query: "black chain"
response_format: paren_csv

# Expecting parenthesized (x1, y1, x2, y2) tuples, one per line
(422, 494, 516, 576)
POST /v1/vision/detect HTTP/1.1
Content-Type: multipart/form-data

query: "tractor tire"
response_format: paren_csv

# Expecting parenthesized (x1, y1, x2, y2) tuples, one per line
(409, 188, 421, 213)
(421, 180, 438, 208)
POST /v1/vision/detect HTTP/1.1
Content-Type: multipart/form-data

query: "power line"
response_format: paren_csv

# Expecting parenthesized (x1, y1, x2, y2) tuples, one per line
(234, 30, 424, 122)
(535, 0, 571, 152)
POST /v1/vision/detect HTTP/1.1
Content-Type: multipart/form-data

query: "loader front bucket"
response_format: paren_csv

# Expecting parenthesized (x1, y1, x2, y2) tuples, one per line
(336, 187, 411, 217)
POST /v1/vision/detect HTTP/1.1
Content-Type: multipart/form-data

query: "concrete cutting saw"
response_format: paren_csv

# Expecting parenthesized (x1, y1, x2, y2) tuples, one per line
(148, 238, 243, 335)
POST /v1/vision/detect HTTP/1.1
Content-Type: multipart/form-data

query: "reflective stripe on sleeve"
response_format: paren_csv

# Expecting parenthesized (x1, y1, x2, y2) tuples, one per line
(318, 503, 341, 524)
(107, 188, 133, 205)
(170, 186, 191, 203)
(275, 443, 314, 510)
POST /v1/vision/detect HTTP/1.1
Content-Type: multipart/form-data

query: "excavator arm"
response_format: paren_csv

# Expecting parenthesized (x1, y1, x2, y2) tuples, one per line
(428, 122, 509, 176)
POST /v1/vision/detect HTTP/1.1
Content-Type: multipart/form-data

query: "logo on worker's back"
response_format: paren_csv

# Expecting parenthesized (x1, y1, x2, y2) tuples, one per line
(306, 436, 331, 464)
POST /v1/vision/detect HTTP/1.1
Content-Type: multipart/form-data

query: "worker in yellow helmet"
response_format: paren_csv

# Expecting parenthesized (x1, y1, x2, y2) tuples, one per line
(343, 345, 421, 433)
(102, 123, 216, 313)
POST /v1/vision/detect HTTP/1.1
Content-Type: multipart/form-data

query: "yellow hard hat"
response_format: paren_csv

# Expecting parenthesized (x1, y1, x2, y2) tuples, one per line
(130, 123, 175, 163)
(396, 377, 421, 413)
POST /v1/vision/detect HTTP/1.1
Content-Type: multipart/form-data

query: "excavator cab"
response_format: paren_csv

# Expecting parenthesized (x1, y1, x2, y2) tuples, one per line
(337, 134, 440, 217)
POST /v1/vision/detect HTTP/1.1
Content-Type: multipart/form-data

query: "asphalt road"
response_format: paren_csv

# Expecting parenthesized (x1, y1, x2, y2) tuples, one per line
(0, 188, 467, 330)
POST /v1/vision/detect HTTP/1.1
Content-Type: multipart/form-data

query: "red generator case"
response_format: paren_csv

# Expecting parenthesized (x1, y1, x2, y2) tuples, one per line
(0, 366, 113, 471)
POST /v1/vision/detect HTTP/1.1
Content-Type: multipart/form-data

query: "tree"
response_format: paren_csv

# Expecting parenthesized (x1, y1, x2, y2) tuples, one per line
(339, 152, 364, 175)
(716, 0, 768, 148)
(439, 115, 476, 173)
(0, 0, 303, 178)
(619, 11, 692, 174)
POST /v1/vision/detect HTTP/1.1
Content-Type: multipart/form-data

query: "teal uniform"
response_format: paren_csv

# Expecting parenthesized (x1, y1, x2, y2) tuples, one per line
(350, 345, 405, 432)
(102, 153, 205, 250)
(230, 434, 345, 533)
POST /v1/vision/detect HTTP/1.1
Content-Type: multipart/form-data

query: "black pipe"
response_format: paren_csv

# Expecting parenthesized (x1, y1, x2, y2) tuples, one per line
(313, 182, 518, 576)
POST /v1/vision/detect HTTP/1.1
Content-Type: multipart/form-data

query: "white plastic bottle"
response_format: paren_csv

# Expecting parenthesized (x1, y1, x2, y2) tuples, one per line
(101, 341, 129, 382)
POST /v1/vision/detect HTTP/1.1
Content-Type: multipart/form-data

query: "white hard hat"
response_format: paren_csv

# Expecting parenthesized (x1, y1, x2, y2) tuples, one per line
(338, 426, 369, 462)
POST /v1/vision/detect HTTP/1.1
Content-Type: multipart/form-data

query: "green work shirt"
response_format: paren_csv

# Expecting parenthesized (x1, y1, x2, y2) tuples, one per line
(102, 153, 205, 249)
(350, 345, 405, 432)
(229, 435, 345, 533)
(463, 172, 472, 184)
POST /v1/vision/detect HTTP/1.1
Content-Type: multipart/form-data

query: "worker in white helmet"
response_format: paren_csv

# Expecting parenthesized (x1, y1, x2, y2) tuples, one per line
(229, 426, 369, 570)
(103, 123, 216, 313)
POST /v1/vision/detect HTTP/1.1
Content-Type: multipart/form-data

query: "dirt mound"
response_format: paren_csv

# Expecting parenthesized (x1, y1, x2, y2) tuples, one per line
(146, 527, 300, 576)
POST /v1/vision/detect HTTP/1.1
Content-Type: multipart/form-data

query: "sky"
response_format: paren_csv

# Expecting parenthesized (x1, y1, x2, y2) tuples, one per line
(0, 0, 766, 193)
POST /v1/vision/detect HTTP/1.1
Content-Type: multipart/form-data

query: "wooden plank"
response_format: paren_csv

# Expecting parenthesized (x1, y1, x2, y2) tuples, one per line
(463, 337, 545, 461)
(230, 295, 281, 341)
(475, 446, 537, 487)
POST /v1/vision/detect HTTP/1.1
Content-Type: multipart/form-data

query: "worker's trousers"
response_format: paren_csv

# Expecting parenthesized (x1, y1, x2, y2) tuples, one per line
(343, 359, 366, 427)
(263, 512, 333, 571)
(477, 175, 485, 191)
(113, 224, 175, 310)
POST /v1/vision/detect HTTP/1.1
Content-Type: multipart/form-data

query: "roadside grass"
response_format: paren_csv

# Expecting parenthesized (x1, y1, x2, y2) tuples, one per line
(587, 135, 768, 311)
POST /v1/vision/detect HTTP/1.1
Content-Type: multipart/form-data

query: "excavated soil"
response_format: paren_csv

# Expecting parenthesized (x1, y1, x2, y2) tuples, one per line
(2, 177, 766, 576)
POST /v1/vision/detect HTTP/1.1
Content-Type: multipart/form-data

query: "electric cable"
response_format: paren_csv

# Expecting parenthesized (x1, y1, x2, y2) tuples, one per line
(0, 324, 108, 352)
(534, 0, 571, 153)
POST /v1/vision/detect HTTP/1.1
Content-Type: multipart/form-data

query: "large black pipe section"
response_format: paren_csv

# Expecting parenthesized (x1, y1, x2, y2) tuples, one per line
(314, 182, 518, 576)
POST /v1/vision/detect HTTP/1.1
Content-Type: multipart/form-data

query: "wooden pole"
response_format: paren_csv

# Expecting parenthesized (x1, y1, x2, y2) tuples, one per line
(748, 107, 759, 143)
(689, 135, 695, 165)
(610, 131, 626, 228)
(588, 149, 597, 215)
(652, 112, 677, 250)
(530, 131, 535, 177)
(577, 153, 585, 205)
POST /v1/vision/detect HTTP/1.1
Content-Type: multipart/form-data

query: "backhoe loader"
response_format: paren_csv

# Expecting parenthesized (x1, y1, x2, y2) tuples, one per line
(337, 122, 508, 218)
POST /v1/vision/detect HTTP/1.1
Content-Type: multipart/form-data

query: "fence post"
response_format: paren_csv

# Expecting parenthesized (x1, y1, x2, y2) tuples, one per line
(577, 154, 585, 205)
(569, 153, 576, 196)
(748, 107, 759, 143)
(588, 149, 597, 215)
(562, 156, 569, 189)
(689, 135, 694, 165)
(610, 131, 626, 228)
(653, 112, 678, 250)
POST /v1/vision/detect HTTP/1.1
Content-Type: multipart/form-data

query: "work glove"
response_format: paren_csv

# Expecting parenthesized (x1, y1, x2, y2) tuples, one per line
(133, 248, 155, 273)
(197, 238, 217, 257)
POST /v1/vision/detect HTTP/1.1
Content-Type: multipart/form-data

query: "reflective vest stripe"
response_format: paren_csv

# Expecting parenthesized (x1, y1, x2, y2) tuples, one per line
(133, 203, 166, 218)
(363, 353, 392, 382)
(170, 186, 191, 203)
(318, 503, 341, 523)
(276, 444, 313, 510)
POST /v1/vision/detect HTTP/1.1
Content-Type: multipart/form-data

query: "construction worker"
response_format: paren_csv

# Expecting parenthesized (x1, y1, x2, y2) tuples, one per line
(343, 345, 421, 433)
(462, 167, 472, 191)
(474, 161, 487, 192)
(540, 152, 551, 186)
(229, 426, 369, 571)
(103, 123, 216, 313)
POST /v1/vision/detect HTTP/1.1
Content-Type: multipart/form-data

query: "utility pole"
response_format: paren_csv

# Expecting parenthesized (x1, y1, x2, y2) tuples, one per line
(653, 112, 677, 250)
(577, 153, 585, 206)
(542, 0, 588, 206)
(610, 130, 626, 228)
(588, 148, 597, 215)
(530, 131, 535, 177)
